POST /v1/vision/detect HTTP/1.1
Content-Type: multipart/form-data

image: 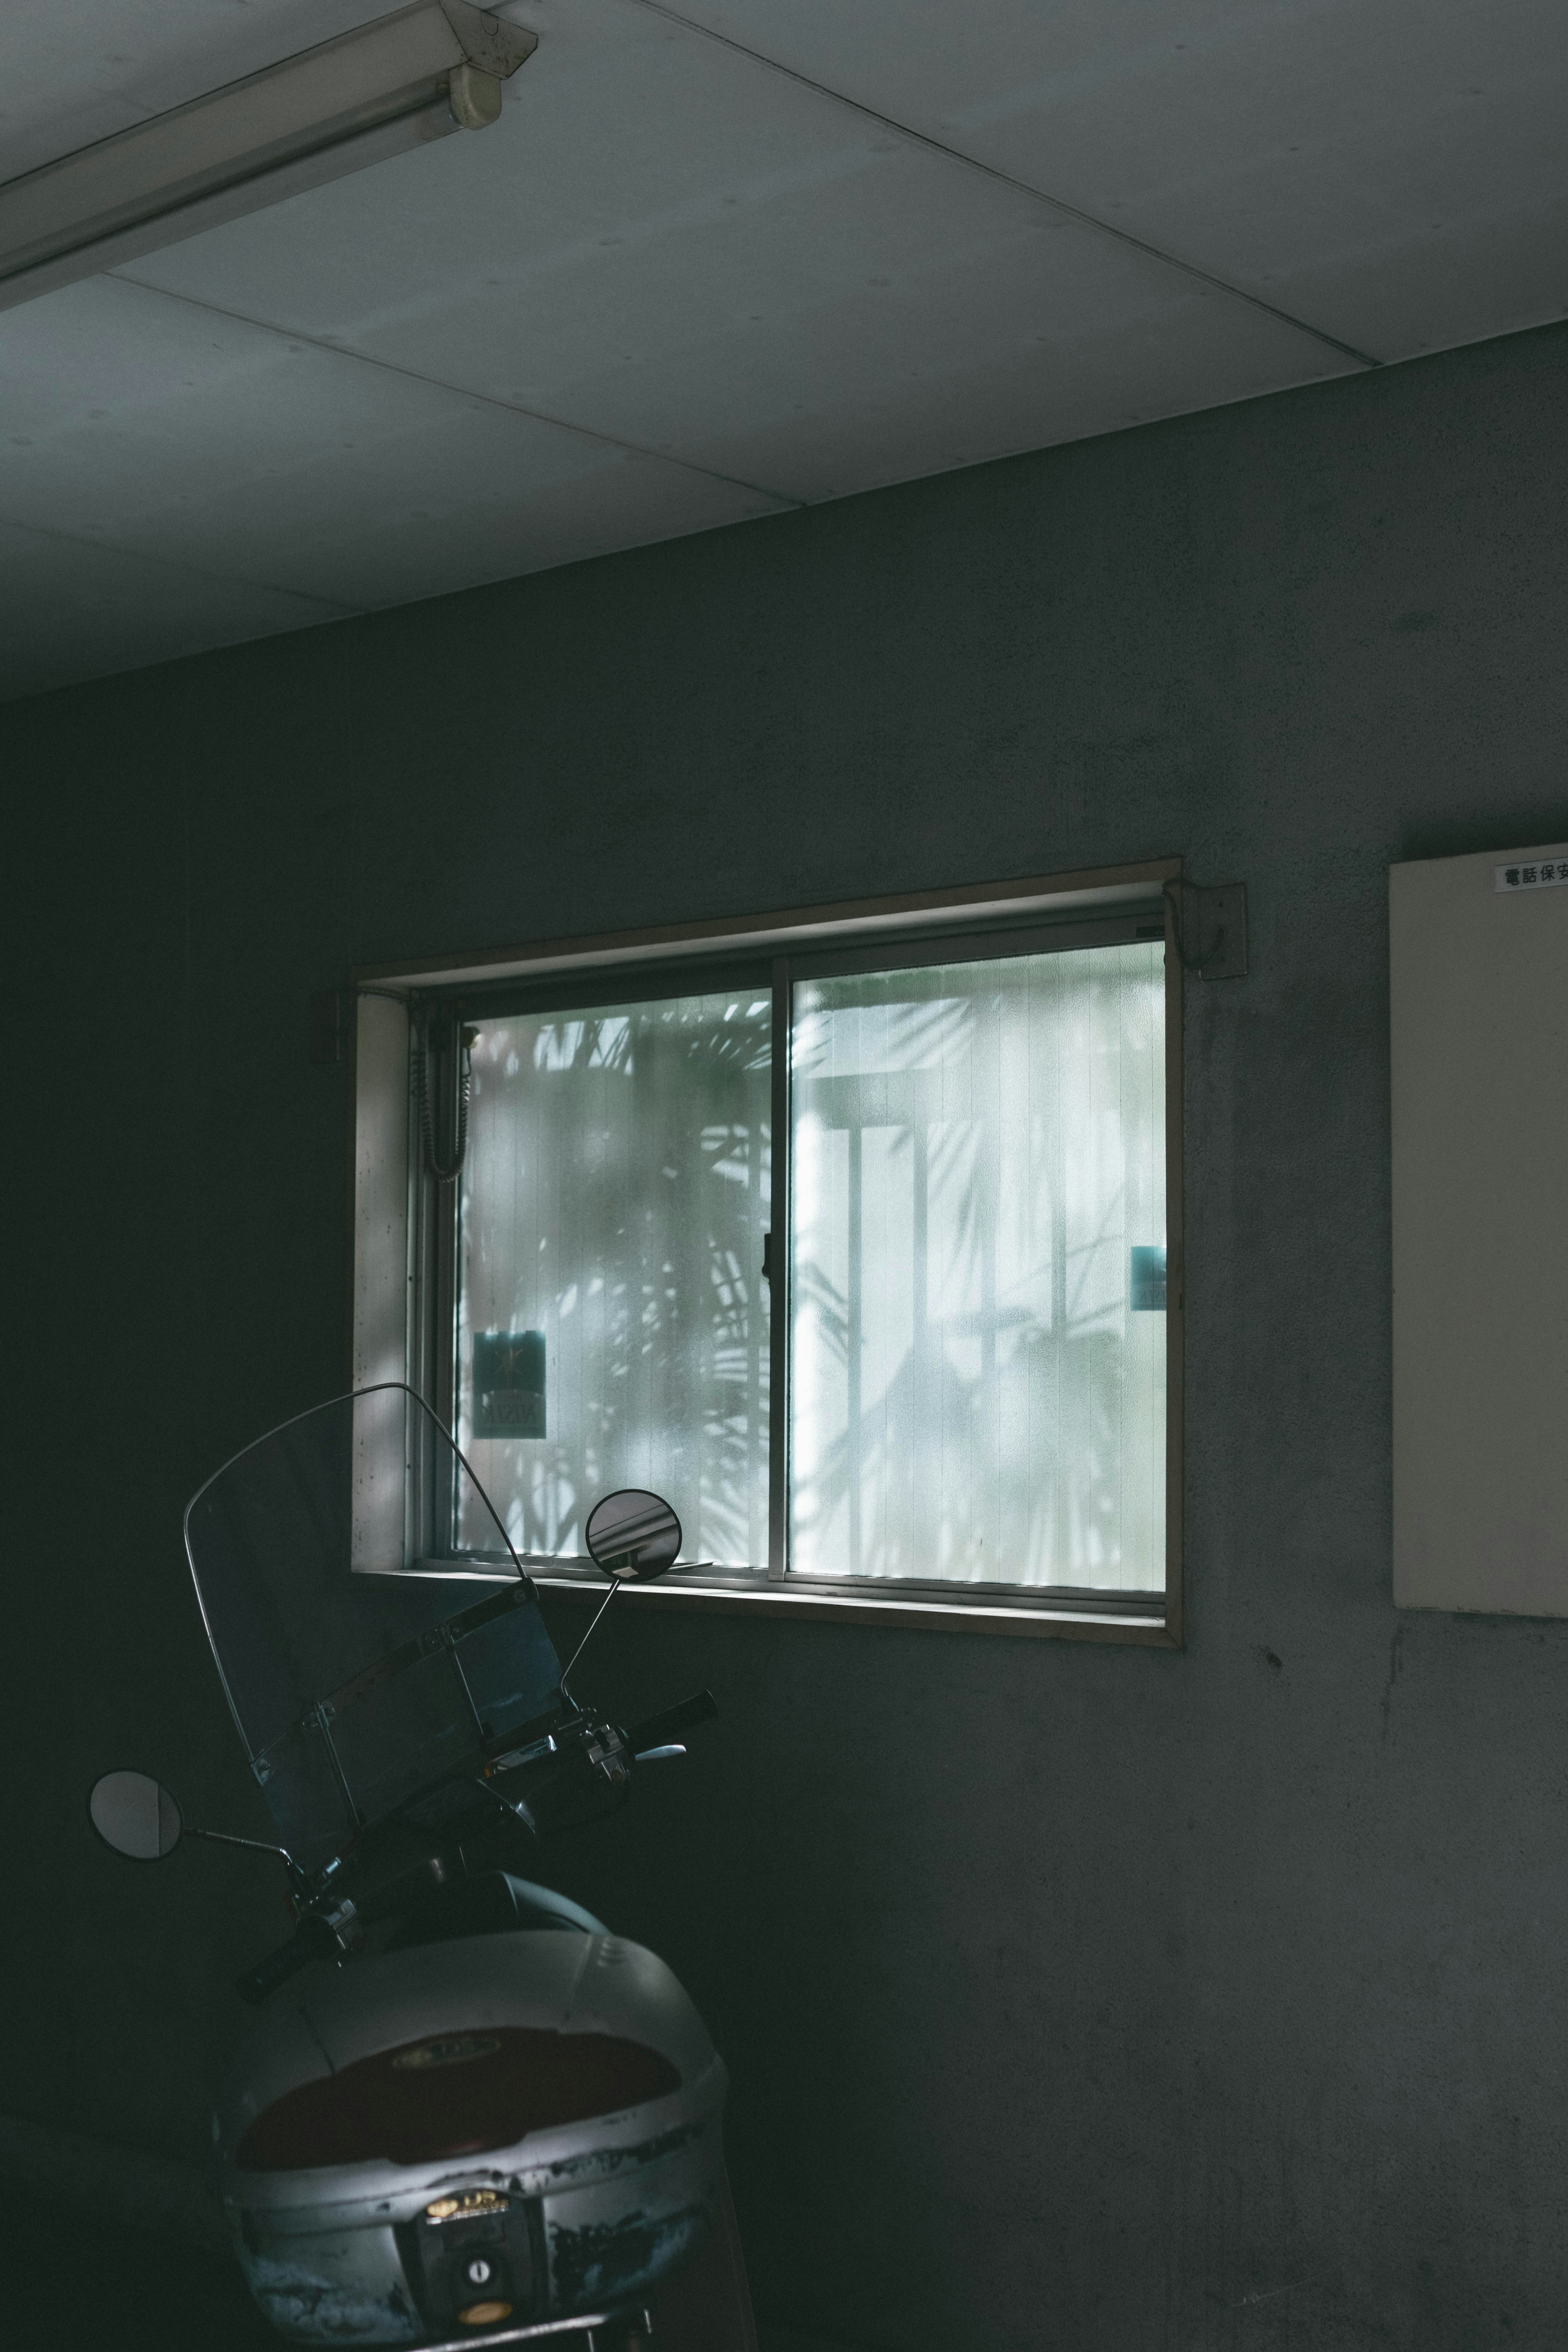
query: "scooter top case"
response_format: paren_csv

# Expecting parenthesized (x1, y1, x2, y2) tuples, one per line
(216, 1886, 728, 2346)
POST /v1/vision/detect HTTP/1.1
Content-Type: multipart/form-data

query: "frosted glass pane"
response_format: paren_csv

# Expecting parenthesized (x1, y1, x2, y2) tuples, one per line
(456, 988, 771, 1567)
(789, 942, 1165, 1589)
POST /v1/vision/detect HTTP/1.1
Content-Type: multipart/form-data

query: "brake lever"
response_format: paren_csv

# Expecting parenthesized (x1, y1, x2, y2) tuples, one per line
(633, 1744, 687, 1765)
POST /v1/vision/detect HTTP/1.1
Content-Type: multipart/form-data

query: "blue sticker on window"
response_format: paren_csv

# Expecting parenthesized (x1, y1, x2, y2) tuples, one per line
(1129, 1247, 1167, 1312)
(473, 1330, 547, 1438)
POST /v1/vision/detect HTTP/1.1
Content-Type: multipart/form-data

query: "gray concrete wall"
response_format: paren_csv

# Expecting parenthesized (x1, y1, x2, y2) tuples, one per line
(7, 319, 1568, 2352)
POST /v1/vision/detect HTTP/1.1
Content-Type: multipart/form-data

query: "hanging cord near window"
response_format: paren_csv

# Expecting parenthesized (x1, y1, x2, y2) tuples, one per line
(310, 986, 477, 1179)
(415, 1014, 479, 1184)
(1162, 878, 1249, 980)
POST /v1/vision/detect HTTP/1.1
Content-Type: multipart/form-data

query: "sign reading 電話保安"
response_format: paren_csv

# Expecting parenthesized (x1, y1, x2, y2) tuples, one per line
(1495, 857, 1568, 893)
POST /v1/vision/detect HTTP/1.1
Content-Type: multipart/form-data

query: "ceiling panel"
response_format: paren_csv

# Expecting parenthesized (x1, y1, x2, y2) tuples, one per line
(1, 0, 403, 179)
(662, 0, 1568, 360)
(121, 0, 1352, 503)
(1, 0, 1562, 699)
(0, 275, 784, 660)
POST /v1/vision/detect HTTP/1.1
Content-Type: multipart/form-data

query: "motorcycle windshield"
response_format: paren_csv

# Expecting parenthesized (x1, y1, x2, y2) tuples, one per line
(184, 1385, 564, 1875)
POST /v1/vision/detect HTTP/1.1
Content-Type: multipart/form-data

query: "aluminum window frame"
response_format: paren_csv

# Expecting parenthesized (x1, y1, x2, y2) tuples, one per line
(351, 859, 1184, 1644)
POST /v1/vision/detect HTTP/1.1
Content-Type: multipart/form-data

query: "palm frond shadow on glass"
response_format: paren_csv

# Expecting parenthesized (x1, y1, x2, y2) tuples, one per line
(458, 946, 1161, 1591)
(790, 1315, 1127, 1588)
(461, 991, 771, 1570)
(788, 942, 1163, 1590)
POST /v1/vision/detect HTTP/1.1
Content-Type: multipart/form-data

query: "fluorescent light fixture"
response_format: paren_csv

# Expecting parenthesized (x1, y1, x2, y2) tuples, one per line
(0, 1, 538, 314)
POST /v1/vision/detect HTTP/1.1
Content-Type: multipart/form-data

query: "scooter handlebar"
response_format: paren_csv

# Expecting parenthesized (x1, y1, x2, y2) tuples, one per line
(626, 1689, 718, 1752)
(236, 1706, 717, 1999)
(237, 1917, 332, 2007)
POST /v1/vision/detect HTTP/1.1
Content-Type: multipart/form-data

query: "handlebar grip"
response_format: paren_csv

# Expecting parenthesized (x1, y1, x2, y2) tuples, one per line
(627, 1689, 718, 1752)
(237, 1919, 329, 2007)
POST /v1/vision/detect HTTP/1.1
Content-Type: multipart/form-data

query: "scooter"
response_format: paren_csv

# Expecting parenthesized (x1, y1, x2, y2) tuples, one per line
(88, 1383, 756, 2352)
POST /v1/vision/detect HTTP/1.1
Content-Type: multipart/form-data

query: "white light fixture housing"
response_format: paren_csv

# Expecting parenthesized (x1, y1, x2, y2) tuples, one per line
(0, 0, 538, 315)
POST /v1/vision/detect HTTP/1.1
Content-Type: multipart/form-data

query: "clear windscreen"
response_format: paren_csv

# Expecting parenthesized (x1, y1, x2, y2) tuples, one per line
(184, 1385, 564, 1873)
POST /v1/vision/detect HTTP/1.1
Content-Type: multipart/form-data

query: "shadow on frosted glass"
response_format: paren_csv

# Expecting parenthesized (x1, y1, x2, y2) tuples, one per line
(789, 943, 1165, 1590)
(457, 989, 771, 1569)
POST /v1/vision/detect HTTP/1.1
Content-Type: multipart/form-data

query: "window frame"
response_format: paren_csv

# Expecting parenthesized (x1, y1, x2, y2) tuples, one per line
(349, 858, 1184, 1645)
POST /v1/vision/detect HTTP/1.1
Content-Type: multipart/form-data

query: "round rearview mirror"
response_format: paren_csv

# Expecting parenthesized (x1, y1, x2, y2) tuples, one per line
(88, 1770, 183, 1863)
(584, 1490, 682, 1581)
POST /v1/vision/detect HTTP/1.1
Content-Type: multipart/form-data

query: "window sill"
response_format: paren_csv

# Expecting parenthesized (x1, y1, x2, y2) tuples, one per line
(529, 1566, 1177, 1645)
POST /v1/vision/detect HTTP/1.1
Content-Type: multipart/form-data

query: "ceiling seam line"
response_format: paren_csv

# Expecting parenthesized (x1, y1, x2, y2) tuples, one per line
(108, 270, 809, 511)
(623, 0, 1381, 371)
(0, 506, 366, 614)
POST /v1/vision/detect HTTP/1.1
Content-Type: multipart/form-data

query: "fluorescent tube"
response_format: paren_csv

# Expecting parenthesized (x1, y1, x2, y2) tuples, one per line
(0, 0, 538, 314)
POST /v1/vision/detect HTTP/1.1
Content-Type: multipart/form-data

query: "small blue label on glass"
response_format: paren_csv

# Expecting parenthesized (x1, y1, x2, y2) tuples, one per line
(473, 1330, 546, 1438)
(1130, 1247, 1167, 1312)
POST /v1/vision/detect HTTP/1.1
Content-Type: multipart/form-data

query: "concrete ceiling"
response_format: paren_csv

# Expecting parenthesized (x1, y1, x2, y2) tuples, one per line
(1, 0, 1563, 702)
